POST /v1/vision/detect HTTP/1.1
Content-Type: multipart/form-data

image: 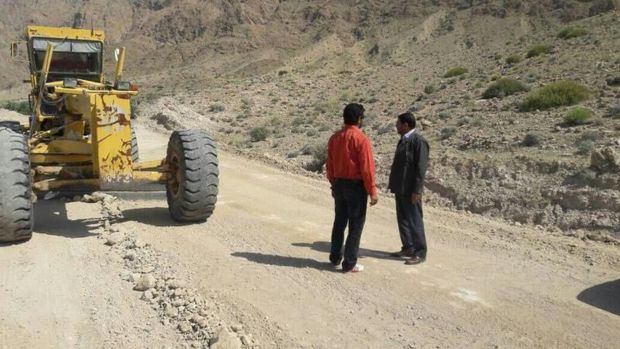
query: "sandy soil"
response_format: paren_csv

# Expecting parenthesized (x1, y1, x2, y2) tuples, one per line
(0, 126, 619, 348)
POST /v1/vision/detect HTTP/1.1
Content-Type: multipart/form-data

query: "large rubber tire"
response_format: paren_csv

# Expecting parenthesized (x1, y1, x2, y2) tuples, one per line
(166, 130, 218, 222)
(0, 127, 33, 242)
(131, 128, 139, 163)
(0, 121, 21, 133)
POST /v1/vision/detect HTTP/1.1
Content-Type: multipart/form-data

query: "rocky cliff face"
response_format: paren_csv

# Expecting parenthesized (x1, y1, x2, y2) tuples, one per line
(1, 0, 618, 238)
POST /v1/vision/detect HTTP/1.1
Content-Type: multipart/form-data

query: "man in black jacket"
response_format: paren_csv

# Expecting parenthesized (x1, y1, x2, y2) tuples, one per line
(388, 112, 430, 265)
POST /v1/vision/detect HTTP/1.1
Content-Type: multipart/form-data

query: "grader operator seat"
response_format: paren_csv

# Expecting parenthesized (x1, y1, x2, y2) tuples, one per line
(0, 26, 219, 243)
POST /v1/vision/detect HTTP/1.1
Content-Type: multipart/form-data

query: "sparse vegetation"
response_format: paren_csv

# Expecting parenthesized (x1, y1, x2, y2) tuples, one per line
(424, 84, 436, 94)
(522, 132, 542, 147)
(209, 103, 225, 112)
(482, 78, 528, 99)
(579, 130, 599, 142)
(576, 139, 595, 155)
(440, 126, 457, 140)
(505, 54, 522, 64)
(292, 116, 307, 126)
(1, 100, 31, 115)
(574, 131, 601, 155)
(589, 0, 618, 16)
(249, 127, 269, 142)
(558, 26, 588, 39)
(438, 111, 450, 120)
(607, 105, 620, 119)
(444, 67, 468, 78)
(304, 142, 328, 172)
(240, 98, 254, 114)
(607, 77, 620, 86)
(526, 44, 553, 58)
(519, 81, 590, 111)
(313, 99, 340, 115)
(564, 107, 593, 125)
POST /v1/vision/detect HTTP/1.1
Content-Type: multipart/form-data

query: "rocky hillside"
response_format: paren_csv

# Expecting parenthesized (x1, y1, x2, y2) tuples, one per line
(1, 0, 619, 239)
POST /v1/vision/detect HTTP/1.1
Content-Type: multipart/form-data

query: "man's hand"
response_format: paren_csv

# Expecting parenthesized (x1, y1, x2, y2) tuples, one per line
(370, 194, 378, 206)
(411, 192, 422, 204)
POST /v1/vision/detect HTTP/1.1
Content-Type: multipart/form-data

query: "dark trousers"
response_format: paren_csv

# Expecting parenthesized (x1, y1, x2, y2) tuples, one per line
(330, 180, 368, 271)
(395, 195, 427, 258)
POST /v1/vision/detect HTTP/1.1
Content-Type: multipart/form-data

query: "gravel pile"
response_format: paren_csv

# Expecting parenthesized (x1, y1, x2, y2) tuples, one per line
(84, 192, 255, 348)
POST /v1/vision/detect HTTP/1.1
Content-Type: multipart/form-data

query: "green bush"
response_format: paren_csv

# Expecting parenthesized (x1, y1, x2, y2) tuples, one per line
(1, 100, 31, 115)
(304, 142, 328, 173)
(564, 107, 592, 125)
(576, 139, 595, 155)
(505, 54, 522, 64)
(607, 76, 620, 86)
(313, 100, 340, 115)
(526, 44, 553, 58)
(440, 126, 457, 140)
(579, 130, 599, 142)
(249, 127, 269, 142)
(558, 27, 588, 39)
(424, 84, 436, 94)
(519, 81, 590, 111)
(482, 78, 528, 99)
(311, 143, 328, 165)
(444, 67, 468, 78)
(522, 132, 542, 147)
(209, 103, 225, 113)
(438, 111, 450, 120)
(291, 116, 306, 126)
(607, 105, 620, 119)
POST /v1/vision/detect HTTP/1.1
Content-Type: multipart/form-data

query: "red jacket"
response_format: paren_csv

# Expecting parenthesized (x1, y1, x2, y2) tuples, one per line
(326, 125, 377, 197)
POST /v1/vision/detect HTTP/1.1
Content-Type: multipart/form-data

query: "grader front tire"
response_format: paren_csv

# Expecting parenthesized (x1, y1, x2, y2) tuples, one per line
(0, 127, 33, 242)
(165, 130, 219, 222)
(131, 128, 139, 163)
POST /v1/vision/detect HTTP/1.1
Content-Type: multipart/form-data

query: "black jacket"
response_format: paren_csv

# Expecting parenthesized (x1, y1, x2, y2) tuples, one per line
(388, 131, 430, 196)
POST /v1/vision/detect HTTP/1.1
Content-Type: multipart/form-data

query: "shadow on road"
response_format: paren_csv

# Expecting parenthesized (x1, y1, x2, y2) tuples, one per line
(231, 252, 337, 272)
(292, 241, 397, 261)
(577, 279, 620, 316)
(120, 206, 184, 227)
(34, 200, 100, 238)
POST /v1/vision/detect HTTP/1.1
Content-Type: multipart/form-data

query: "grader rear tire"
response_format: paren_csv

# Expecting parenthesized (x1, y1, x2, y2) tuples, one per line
(0, 127, 33, 242)
(166, 130, 218, 222)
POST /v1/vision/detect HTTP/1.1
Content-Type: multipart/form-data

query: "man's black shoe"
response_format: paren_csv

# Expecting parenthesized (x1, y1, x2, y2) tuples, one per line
(390, 250, 415, 258)
(405, 256, 426, 265)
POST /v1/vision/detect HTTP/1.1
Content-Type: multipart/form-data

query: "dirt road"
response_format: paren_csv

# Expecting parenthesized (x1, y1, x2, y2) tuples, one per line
(1, 126, 619, 348)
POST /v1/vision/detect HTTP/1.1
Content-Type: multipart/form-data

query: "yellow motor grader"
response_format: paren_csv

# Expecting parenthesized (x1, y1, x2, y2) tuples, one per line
(0, 26, 218, 242)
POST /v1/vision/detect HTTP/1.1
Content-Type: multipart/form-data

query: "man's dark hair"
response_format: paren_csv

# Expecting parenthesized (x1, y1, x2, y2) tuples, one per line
(398, 112, 416, 129)
(343, 103, 365, 125)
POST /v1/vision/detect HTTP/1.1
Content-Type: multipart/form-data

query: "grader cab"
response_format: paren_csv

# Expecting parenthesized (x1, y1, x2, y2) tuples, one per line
(0, 26, 219, 242)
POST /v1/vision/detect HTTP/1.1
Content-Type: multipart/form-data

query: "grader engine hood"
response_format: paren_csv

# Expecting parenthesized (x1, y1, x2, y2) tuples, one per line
(92, 95, 134, 189)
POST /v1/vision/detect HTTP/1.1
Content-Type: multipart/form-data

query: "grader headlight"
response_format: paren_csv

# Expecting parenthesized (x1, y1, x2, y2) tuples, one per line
(63, 78, 78, 88)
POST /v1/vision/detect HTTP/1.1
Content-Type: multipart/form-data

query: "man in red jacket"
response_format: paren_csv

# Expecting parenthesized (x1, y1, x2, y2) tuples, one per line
(326, 103, 378, 273)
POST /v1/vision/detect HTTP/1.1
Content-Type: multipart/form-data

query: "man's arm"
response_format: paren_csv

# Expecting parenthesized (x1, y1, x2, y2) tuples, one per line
(326, 137, 335, 185)
(359, 137, 378, 205)
(412, 137, 429, 195)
